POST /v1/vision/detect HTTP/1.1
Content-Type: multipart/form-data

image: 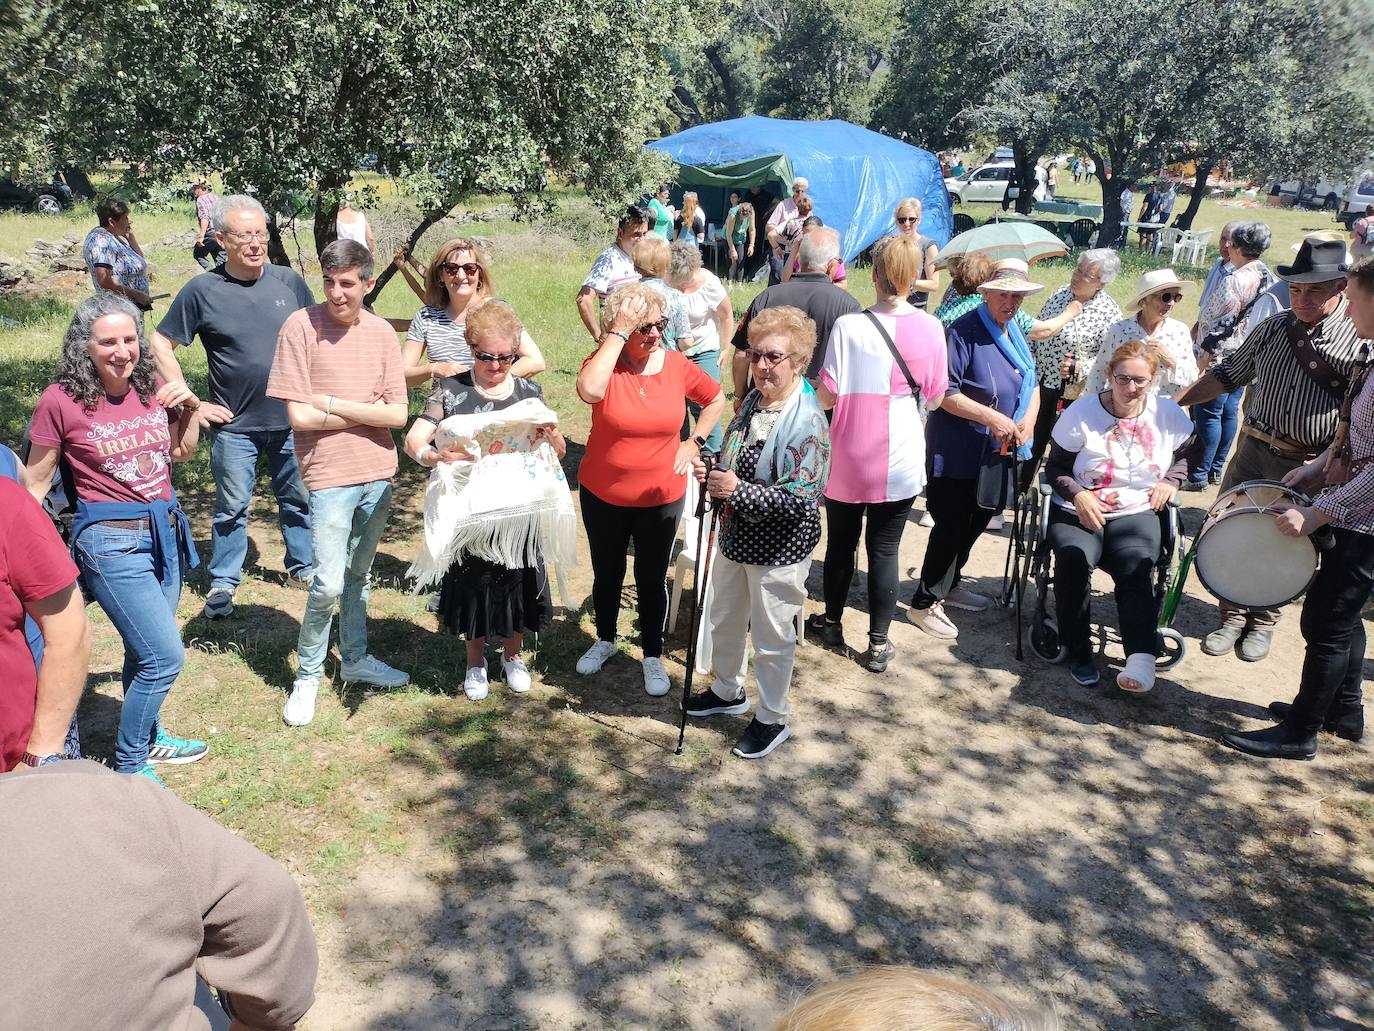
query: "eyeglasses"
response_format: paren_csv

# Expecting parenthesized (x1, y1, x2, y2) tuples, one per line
(1157, 291, 1184, 303)
(440, 261, 480, 278)
(1112, 374, 1152, 387)
(637, 317, 670, 336)
(223, 229, 268, 243)
(473, 351, 517, 365)
(747, 349, 793, 367)
(895, 216, 919, 225)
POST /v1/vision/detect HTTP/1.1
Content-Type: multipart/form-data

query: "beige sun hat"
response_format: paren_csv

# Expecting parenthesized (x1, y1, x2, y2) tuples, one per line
(1127, 268, 1189, 311)
(976, 258, 1044, 296)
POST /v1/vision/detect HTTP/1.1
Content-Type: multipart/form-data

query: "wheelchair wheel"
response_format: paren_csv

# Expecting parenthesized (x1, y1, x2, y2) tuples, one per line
(1029, 615, 1067, 664)
(1155, 626, 1185, 670)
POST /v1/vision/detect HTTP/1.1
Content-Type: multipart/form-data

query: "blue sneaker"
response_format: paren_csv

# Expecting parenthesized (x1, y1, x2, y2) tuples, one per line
(128, 764, 164, 786)
(147, 729, 209, 765)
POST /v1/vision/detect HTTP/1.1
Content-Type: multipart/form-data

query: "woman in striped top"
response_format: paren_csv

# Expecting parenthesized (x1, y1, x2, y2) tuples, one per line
(402, 239, 545, 387)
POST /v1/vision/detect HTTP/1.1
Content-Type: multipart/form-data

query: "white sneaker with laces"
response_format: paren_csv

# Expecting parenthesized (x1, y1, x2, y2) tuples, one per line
(642, 656, 671, 696)
(283, 676, 319, 726)
(502, 655, 532, 694)
(918, 510, 935, 528)
(340, 654, 409, 688)
(946, 586, 992, 612)
(576, 639, 618, 675)
(463, 665, 489, 701)
(909, 601, 959, 640)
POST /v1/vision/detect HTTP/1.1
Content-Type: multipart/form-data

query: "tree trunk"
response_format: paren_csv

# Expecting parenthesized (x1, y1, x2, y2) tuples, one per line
(1173, 156, 1212, 231)
(1087, 146, 1126, 249)
(60, 166, 95, 199)
(668, 83, 703, 128)
(363, 205, 451, 308)
(1011, 140, 1036, 216)
(705, 43, 740, 119)
(265, 211, 292, 267)
(313, 194, 341, 258)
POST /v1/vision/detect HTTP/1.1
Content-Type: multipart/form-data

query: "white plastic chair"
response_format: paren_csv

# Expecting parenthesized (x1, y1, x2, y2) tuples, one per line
(1157, 227, 1188, 264)
(1185, 226, 1213, 265)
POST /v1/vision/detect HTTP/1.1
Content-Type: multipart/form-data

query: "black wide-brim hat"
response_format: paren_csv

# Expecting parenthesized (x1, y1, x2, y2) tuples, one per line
(1277, 236, 1349, 284)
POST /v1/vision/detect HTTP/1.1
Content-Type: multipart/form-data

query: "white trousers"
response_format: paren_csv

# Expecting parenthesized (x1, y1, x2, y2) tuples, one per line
(707, 553, 808, 725)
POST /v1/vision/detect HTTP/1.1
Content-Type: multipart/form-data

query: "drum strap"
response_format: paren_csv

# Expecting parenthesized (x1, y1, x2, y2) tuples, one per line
(1288, 314, 1349, 402)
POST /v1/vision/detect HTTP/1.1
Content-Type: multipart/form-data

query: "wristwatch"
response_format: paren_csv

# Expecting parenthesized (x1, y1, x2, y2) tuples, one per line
(19, 752, 63, 768)
(691, 434, 707, 449)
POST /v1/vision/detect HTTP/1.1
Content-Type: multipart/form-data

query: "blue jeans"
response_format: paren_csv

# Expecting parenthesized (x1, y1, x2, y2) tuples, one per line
(75, 523, 184, 771)
(686, 348, 725, 452)
(297, 479, 392, 678)
(209, 428, 313, 591)
(1190, 389, 1242, 483)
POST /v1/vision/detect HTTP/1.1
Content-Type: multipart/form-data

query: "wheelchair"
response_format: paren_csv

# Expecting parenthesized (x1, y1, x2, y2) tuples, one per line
(1002, 480, 1187, 670)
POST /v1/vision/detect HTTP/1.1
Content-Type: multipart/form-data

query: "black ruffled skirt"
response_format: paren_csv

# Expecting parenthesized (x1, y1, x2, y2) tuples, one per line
(436, 554, 551, 641)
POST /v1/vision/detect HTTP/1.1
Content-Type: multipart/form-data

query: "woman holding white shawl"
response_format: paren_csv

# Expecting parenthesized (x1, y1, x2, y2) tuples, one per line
(684, 306, 830, 760)
(907, 259, 1041, 641)
(404, 301, 569, 701)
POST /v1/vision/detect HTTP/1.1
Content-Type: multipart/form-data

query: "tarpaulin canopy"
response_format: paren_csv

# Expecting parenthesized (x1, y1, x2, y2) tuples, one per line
(647, 117, 952, 263)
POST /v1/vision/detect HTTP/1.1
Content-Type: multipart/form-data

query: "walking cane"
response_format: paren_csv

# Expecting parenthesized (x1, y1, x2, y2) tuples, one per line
(676, 455, 720, 755)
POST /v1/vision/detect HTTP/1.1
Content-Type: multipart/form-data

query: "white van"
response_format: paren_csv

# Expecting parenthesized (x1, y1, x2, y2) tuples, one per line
(945, 162, 1048, 205)
(1337, 173, 1374, 229)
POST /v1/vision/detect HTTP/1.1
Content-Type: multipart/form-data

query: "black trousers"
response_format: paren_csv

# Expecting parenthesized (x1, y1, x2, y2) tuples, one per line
(1283, 527, 1374, 736)
(1047, 506, 1161, 660)
(912, 477, 994, 609)
(580, 487, 683, 658)
(822, 495, 916, 642)
(1022, 384, 1062, 492)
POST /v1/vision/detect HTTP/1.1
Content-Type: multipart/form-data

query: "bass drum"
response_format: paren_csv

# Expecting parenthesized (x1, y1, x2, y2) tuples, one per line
(1193, 480, 1318, 610)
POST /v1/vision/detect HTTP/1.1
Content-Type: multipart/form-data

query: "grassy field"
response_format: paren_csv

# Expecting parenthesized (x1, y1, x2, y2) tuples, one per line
(0, 184, 1368, 1029)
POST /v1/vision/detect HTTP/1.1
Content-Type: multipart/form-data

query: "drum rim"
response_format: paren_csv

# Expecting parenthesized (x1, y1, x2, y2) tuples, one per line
(1194, 507, 1318, 610)
(1206, 479, 1310, 520)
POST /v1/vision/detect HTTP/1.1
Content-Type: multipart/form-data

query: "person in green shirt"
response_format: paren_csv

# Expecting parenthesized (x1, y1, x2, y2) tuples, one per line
(648, 185, 674, 239)
(725, 196, 755, 282)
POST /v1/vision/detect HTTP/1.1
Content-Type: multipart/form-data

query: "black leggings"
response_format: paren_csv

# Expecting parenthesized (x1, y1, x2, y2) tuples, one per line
(822, 496, 916, 643)
(912, 477, 995, 609)
(1046, 506, 1161, 660)
(580, 487, 683, 658)
(1022, 384, 1063, 492)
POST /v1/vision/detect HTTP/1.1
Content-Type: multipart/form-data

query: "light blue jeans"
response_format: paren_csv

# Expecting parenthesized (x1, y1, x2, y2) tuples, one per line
(208, 428, 313, 591)
(74, 523, 183, 771)
(297, 479, 393, 678)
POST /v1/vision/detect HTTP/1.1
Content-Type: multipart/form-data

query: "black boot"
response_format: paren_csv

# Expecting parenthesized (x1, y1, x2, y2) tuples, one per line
(1267, 701, 1364, 742)
(1220, 723, 1317, 761)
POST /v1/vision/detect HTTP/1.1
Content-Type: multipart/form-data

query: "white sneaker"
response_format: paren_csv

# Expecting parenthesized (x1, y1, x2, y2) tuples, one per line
(908, 601, 959, 640)
(502, 655, 531, 694)
(985, 512, 1005, 533)
(642, 656, 671, 696)
(283, 676, 319, 726)
(463, 665, 489, 701)
(340, 654, 409, 688)
(918, 510, 935, 528)
(946, 585, 992, 612)
(576, 639, 618, 675)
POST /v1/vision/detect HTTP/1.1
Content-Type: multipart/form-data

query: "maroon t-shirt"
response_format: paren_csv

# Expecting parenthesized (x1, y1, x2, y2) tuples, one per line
(28, 383, 175, 503)
(0, 478, 80, 771)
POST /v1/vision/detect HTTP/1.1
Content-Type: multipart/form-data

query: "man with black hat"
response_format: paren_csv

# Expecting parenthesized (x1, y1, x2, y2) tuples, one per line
(1176, 235, 1369, 661)
(1220, 255, 1374, 760)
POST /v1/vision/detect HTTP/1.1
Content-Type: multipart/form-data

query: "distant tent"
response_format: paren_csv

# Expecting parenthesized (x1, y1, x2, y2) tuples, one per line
(647, 117, 952, 263)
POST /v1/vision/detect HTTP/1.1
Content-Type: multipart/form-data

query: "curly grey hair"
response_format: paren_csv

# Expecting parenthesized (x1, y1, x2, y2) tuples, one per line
(1230, 221, 1273, 259)
(1078, 247, 1121, 285)
(212, 193, 266, 234)
(667, 239, 702, 288)
(57, 294, 157, 410)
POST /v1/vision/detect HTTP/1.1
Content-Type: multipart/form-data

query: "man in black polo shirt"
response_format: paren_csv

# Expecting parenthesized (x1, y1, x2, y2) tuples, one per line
(730, 227, 860, 406)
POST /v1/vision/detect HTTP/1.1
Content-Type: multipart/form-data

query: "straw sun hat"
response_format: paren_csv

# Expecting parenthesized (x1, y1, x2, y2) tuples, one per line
(975, 258, 1044, 295)
(1127, 269, 1189, 312)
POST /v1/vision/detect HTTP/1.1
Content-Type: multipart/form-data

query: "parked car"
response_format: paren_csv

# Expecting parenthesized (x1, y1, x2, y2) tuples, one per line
(944, 162, 1047, 206)
(0, 175, 76, 214)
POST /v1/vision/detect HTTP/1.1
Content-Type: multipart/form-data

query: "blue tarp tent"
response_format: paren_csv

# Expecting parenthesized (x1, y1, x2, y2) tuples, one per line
(646, 117, 952, 263)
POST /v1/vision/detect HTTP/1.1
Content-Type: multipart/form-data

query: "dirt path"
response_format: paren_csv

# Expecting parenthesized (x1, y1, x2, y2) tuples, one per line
(300, 492, 1373, 1031)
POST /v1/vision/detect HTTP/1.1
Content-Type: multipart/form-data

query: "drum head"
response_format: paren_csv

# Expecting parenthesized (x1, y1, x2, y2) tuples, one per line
(1195, 510, 1317, 610)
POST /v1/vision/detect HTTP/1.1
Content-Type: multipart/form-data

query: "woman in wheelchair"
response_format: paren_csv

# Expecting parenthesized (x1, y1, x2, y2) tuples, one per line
(1044, 340, 1197, 692)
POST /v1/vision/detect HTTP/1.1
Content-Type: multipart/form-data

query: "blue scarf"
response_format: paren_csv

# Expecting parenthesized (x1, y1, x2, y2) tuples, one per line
(977, 303, 1036, 461)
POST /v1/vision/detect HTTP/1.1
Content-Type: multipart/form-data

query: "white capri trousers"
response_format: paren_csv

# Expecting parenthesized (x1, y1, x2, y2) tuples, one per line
(706, 553, 809, 726)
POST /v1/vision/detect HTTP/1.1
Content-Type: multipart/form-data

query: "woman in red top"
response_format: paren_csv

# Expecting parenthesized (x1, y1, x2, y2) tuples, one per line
(576, 282, 725, 696)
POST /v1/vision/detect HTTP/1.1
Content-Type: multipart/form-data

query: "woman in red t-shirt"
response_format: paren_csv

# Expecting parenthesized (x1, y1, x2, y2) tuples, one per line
(575, 283, 725, 696)
(25, 294, 202, 782)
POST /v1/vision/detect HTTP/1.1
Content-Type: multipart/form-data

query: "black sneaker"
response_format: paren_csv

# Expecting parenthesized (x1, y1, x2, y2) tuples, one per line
(804, 613, 844, 648)
(685, 686, 750, 717)
(1069, 656, 1099, 686)
(861, 640, 895, 673)
(732, 718, 790, 758)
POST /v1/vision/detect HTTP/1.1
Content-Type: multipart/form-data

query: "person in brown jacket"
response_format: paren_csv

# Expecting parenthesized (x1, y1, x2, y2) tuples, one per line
(0, 760, 318, 1029)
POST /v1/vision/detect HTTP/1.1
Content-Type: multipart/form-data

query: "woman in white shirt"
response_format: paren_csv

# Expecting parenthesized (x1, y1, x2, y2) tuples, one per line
(1045, 339, 1196, 694)
(1081, 269, 1199, 399)
(334, 199, 375, 252)
(667, 241, 733, 451)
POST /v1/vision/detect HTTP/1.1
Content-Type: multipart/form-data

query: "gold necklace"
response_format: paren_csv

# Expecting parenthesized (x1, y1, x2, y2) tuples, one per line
(620, 354, 652, 397)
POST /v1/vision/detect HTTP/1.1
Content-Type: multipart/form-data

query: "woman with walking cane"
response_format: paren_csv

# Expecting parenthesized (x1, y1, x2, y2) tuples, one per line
(682, 306, 830, 759)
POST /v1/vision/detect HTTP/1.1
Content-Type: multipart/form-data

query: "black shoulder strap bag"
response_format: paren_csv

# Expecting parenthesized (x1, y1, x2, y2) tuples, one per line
(862, 310, 922, 409)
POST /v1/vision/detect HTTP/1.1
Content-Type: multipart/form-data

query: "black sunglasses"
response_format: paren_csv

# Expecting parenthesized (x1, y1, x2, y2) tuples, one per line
(439, 261, 480, 278)
(473, 350, 517, 364)
(637, 317, 670, 336)
(895, 216, 919, 225)
(1158, 291, 1184, 303)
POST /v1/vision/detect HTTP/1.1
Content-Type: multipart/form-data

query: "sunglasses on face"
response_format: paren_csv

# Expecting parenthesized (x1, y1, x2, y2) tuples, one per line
(747, 349, 792, 367)
(1157, 291, 1183, 303)
(637, 317, 670, 336)
(440, 261, 480, 278)
(895, 216, 919, 225)
(473, 351, 516, 365)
